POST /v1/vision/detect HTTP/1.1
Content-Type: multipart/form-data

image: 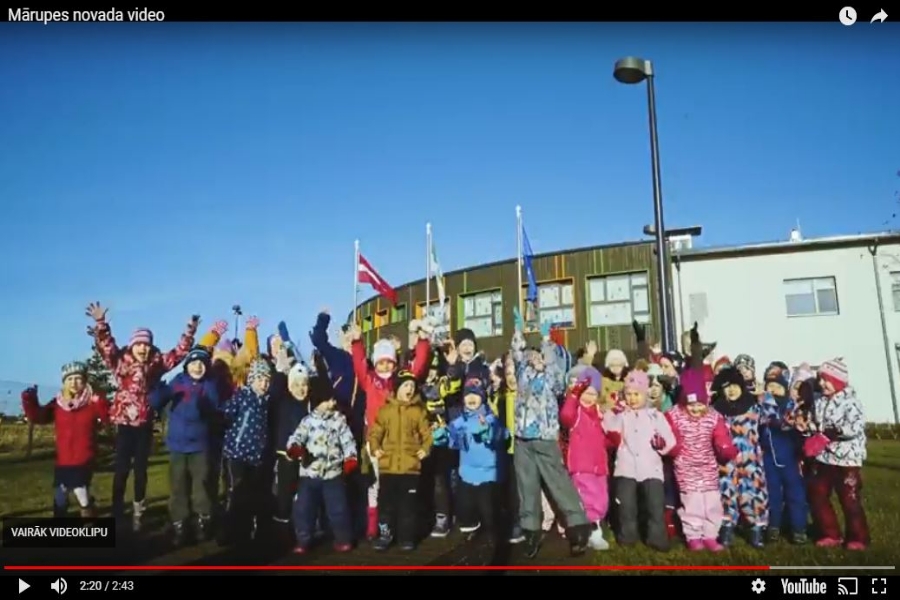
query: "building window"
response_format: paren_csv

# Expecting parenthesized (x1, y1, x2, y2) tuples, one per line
(891, 272, 900, 312)
(783, 277, 839, 317)
(361, 315, 374, 332)
(461, 290, 503, 338)
(374, 309, 389, 328)
(416, 298, 451, 325)
(391, 304, 407, 323)
(586, 271, 651, 327)
(524, 280, 575, 328)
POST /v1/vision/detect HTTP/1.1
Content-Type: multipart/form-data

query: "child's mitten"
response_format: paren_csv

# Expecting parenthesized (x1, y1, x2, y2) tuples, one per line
(650, 433, 666, 451)
(212, 320, 228, 336)
(605, 430, 622, 449)
(343, 457, 358, 475)
(286, 444, 305, 461)
(245, 316, 260, 330)
(432, 427, 449, 446)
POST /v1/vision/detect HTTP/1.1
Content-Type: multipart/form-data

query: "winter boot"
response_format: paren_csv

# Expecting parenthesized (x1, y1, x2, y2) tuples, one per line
(366, 507, 379, 540)
(791, 532, 808, 545)
(587, 522, 610, 550)
(372, 523, 394, 551)
(748, 526, 765, 549)
(132, 500, 146, 533)
(523, 529, 542, 559)
(172, 521, 188, 547)
(79, 504, 97, 519)
(197, 514, 214, 541)
(664, 508, 679, 539)
(53, 503, 69, 518)
(430, 513, 450, 538)
(509, 524, 525, 544)
(718, 523, 735, 547)
(765, 526, 780, 543)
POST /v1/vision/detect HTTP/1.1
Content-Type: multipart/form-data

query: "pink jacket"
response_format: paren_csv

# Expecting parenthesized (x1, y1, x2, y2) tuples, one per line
(560, 395, 609, 476)
(666, 406, 736, 493)
(605, 407, 678, 482)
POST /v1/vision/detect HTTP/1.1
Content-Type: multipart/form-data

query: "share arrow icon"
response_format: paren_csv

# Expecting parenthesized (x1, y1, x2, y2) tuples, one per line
(871, 8, 888, 22)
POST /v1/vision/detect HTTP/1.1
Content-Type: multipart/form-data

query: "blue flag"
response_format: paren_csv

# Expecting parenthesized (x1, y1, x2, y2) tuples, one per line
(522, 225, 537, 303)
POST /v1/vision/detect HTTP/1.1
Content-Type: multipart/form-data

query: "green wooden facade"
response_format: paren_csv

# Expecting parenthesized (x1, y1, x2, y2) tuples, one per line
(355, 240, 663, 360)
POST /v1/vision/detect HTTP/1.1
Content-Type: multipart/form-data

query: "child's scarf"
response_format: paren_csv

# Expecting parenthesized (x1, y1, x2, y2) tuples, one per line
(55, 384, 94, 412)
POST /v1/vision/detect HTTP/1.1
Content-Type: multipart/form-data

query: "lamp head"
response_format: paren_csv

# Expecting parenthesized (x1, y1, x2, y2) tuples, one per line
(614, 57, 650, 84)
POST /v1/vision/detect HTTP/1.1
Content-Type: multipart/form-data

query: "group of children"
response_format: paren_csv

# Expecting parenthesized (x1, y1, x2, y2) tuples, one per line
(21, 301, 871, 558)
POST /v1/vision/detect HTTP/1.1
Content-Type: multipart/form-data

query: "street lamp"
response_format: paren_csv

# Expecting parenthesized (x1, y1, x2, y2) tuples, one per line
(614, 56, 675, 353)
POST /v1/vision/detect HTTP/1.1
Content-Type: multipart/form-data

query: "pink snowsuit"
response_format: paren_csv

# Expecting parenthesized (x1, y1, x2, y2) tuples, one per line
(560, 395, 610, 523)
(666, 406, 737, 541)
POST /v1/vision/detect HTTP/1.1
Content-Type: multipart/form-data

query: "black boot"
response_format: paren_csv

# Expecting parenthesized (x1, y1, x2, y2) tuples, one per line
(566, 524, 591, 556)
(523, 529, 542, 559)
(53, 503, 68, 518)
(196, 514, 214, 542)
(172, 521, 187, 547)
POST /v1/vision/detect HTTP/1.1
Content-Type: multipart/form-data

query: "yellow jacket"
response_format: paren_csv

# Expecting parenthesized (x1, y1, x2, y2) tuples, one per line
(198, 325, 260, 387)
(488, 388, 516, 455)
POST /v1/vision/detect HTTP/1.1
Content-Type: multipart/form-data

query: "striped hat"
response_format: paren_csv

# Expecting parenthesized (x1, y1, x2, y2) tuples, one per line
(818, 358, 849, 392)
(61, 361, 87, 382)
(247, 358, 272, 383)
(129, 328, 153, 347)
(184, 347, 211, 369)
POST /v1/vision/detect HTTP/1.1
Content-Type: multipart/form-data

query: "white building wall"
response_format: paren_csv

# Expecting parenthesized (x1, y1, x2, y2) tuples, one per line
(673, 242, 900, 424)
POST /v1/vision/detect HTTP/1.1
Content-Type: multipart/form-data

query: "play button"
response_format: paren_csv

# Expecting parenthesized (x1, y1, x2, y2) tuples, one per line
(19, 579, 30, 594)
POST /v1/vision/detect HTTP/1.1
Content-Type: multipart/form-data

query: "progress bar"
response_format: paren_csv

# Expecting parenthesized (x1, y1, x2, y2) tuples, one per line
(769, 565, 896, 570)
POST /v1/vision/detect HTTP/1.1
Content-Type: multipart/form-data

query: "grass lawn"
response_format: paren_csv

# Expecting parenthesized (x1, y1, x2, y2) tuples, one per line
(1, 422, 898, 572)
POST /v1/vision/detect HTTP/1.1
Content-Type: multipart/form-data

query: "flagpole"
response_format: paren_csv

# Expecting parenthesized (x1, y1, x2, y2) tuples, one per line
(426, 222, 432, 317)
(353, 239, 360, 325)
(516, 205, 524, 320)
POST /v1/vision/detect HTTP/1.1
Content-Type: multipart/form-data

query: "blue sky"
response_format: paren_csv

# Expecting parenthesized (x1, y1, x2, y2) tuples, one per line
(0, 22, 897, 387)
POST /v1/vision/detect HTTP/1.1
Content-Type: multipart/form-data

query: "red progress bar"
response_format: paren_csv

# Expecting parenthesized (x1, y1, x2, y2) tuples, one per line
(4, 565, 771, 571)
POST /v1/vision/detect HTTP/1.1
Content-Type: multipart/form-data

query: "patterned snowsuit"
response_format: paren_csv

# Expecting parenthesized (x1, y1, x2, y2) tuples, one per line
(719, 404, 769, 527)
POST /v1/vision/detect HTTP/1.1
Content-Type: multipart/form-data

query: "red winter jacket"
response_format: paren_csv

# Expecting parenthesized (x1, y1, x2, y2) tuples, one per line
(22, 389, 110, 467)
(92, 317, 196, 426)
(352, 337, 430, 429)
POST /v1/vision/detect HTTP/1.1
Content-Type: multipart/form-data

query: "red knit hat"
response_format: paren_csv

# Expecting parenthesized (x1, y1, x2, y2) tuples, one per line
(818, 358, 849, 393)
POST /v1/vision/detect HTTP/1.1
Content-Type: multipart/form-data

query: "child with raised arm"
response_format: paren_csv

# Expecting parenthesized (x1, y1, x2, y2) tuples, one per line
(85, 301, 199, 532)
(21, 362, 110, 518)
(350, 320, 431, 539)
(149, 347, 220, 545)
(510, 308, 592, 559)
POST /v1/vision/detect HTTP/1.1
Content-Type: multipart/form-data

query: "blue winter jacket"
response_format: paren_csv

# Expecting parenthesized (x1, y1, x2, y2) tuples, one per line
(448, 404, 506, 485)
(760, 392, 803, 466)
(150, 373, 220, 454)
(222, 386, 270, 466)
(309, 312, 365, 430)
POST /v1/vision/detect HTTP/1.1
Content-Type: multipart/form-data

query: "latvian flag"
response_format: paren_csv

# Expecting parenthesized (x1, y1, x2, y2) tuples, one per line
(358, 253, 398, 306)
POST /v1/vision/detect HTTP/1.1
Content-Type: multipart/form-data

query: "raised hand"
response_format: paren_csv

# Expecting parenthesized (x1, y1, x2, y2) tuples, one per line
(189, 315, 201, 331)
(586, 340, 598, 356)
(513, 306, 524, 332)
(245, 316, 260, 330)
(570, 379, 590, 400)
(349, 324, 362, 341)
(21, 386, 38, 403)
(539, 320, 552, 340)
(444, 339, 458, 364)
(85, 302, 108, 322)
(690, 321, 700, 344)
(212, 320, 228, 336)
(632, 319, 646, 342)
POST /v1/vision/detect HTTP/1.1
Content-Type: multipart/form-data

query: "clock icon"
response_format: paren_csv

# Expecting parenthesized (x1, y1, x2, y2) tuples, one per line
(839, 6, 858, 25)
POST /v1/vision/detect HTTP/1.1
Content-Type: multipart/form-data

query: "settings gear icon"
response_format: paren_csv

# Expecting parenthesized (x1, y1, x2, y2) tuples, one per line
(751, 579, 766, 594)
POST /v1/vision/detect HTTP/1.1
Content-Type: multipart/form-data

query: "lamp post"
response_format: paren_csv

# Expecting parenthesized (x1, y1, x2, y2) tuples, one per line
(614, 56, 675, 353)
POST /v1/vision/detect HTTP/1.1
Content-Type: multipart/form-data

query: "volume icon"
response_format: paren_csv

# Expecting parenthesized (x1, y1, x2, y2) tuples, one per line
(50, 578, 67, 595)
